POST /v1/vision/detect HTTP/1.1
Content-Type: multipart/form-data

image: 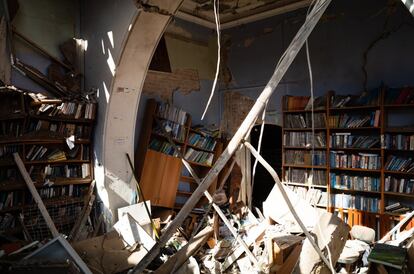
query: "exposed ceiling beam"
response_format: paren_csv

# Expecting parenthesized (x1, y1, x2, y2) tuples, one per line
(176, 0, 311, 30)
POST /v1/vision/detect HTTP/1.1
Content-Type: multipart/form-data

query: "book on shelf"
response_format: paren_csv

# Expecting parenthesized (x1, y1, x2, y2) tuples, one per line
(385, 176, 414, 194)
(384, 155, 414, 172)
(192, 125, 220, 138)
(385, 87, 414, 105)
(36, 185, 88, 200)
(153, 120, 186, 142)
(328, 111, 380, 128)
(285, 113, 326, 128)
(184, 148, 214, 166)
(0, 213, 15, 230)
(330, 173, 380, 191)
(287, 186, 327, 206)
(0, 145, 19, 159)
(331, 193, 380, 213)
(0, 121, 22, 138)
(368, 243, 407, 270)
(330, 151, 381, 170)
(0, 191, 24, 210)
(283, 132, 326, 147)
(26, 146, 67, 162)
(149, 139, 181, 157)
(384, 134, 414, 150)
(285, 150, 326, 166)
(188, 132, 217, 151)
(330, 133, 380, 149)
(43, 164, 90, 179)
(284, 168, 325, 185)
(157, 102, 187, 125)
(304, 95, 326, 110)
(385, 202, 411, 214)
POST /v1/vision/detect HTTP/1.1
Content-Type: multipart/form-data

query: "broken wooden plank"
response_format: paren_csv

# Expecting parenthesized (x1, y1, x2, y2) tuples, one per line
(131, 2, 332, 271)
(13, 152, 59, 237)
(294, 212, 350, 274)
(154, 225, 213, 274)
(379, 210, 414, 243)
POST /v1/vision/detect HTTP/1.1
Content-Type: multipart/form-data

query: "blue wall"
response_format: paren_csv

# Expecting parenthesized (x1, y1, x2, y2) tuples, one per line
(221, 0, 414, 118)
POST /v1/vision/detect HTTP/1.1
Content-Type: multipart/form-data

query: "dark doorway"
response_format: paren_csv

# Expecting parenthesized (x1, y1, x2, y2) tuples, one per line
(250, 124, 282, 210)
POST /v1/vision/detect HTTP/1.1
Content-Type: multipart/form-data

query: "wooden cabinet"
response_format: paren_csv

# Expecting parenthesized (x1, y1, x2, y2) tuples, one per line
(140, 150, 181, 208)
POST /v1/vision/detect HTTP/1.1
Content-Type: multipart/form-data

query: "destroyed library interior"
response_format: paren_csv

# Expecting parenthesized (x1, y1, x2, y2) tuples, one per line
(2, 0, 414, 273)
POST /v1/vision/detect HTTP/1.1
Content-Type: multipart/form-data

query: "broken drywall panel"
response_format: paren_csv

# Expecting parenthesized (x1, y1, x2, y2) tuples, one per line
(263, 184, 323, 231)
(117, 201, 152, 235)
(113, 213, 155, 250)
(165, 34, 216, 80)
(142, 69, 200, 100)
(221, 91, 255, 138)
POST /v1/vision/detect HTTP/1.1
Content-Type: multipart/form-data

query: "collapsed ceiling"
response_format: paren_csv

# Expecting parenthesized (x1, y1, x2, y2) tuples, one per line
(177, 0, 311, 29)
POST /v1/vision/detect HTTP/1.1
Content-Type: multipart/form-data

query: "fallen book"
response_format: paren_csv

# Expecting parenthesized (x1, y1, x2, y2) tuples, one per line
(367, 243, 407, 270)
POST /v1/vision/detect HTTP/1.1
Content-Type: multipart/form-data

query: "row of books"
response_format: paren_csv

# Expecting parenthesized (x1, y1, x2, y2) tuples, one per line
(330, 133, 380, 149)
(328, 111, 380, 128)
(385, 202, 412, 214)
(284, 95, 326, 111)
(331, 194, 380, 213)
(385, 87, 414, 105)
(191, 125, 220, 138)
(37, 185, 87, 200)
(330, 152, 381, 170)
(149, 139, 180, 157)
(283, 132, 326, 147)
(0, 145, 19, 159)
(184, 148, 214, 166)
(0, 191, 23, 210)
(0, 121, 22, 138)
(331, 89, 380, 107)
(288, 186, 328, 206)
(285, 150, 326, 166)
(384, 134, 414, 150)
(284, 113, 326, 128)
(35, 102, 96, 120)
(43, 164, 90, 179)
(384, 176, 414, 194)
(384, 155, 414, 172)
(157, 103, 187, 125)
(0, 168, 19, 182)
(187, 132, 217, 151)
(284, 168, 325, 185)
(330, 173, 380, 192)
(27, 120, 91, 139)
(26, 146, 67, 162)
(153, 120, 186, 142)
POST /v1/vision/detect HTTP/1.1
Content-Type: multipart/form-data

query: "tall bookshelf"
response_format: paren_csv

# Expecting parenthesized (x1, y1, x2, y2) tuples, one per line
(0, 90, 96, 239)
(136, 99, 222, 210)
(282, 87, 414, 236)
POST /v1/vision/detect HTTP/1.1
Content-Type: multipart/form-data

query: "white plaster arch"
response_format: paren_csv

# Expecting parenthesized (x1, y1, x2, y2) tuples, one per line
(100, 0, 184, 223)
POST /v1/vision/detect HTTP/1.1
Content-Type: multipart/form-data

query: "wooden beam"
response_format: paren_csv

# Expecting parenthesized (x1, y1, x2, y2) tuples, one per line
(131, 1, 332, 272)
(13, 153, 59, 237)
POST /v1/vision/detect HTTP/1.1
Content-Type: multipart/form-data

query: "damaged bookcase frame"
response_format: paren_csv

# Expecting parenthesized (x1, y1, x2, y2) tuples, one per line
(132, 0, 332, 272)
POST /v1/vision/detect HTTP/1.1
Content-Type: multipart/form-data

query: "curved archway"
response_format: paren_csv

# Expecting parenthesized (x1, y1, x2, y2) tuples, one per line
(100, 1, 183, 223)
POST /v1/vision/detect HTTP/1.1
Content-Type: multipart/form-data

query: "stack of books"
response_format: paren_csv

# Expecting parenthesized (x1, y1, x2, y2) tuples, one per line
(385, 202, 411, 214)
(331, 193, 380, 212)
(188, 132, 217, 151)
(330, 173, 380, 191)
(384, 134, 414, 150)
(330, 133, 380, 148)
(385, 87, 414, 104)
(149, 139, 180, 157)
(285, 150, 326, 166)
(328, 111, 380, 128)
(288, 186, 328, 206)
(384, 156, 414, 172)
(384, 176, 414, 193)
(184, 148, 214, 166)
(285, 113, 326, 128)
(284, 168, 325, 185)
(157, 103, 187, 125)
(330, 151, 381, 169)
(153, 120, 186, 142)
(283, 132, 326, 147)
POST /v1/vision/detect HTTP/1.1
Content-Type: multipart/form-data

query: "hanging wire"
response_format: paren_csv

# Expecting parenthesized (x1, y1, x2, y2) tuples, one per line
(201, 0, 221, 120)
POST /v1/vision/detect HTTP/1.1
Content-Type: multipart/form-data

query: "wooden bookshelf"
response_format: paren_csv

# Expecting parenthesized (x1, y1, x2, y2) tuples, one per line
(136, 99, 222, 210)
(0, 90, 96, 237)
(282, 87, 414, 237)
